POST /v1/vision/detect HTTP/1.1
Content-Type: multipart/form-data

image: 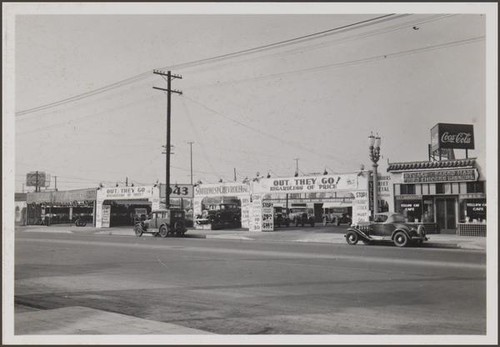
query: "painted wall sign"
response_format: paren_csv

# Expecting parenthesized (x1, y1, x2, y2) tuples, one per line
(252, 174, 362, 194)
(403, 169, 477, 183)
(430, 123, 474, 151)
(27, 189, 97, 204)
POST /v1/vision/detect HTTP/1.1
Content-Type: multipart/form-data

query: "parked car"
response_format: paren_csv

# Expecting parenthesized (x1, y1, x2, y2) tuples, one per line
(289, 207, 315, 227)
(322, 212, 352, 226)
(203, 203, 241, 229)
(134, 209, 187, 237)
(344, 212, 428, 247)
(273, 207, 290, 228)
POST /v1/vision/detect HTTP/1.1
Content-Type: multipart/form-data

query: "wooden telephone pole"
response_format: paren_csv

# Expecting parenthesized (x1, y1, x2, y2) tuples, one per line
(153, 70, 182, 209)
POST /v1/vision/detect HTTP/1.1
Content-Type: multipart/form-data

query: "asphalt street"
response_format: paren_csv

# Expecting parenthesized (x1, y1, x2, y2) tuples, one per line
(14, 230, 486, 336)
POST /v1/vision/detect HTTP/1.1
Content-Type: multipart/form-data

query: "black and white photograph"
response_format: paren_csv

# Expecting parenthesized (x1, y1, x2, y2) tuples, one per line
(2, 2, 498, 345)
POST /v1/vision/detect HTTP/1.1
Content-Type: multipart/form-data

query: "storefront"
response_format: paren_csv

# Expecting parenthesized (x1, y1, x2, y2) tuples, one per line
(250, 171, 370, 231)
(15, 193, 27, 226)
(387, 159, 486, 235)
(26, 188, 97, 226)
(95, 186, 159, 228)
(193, 182, 251, 229)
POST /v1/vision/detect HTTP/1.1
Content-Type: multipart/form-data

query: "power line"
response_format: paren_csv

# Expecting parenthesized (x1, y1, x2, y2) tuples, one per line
(15, 14, 400, 117)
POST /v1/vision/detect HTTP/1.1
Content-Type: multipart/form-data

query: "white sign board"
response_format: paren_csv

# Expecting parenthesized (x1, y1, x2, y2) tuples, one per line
(249, 195, 263, 232)
(101, 205, 111, 228)
(262, 201, 274, 231)
(352, 190, 370, 225)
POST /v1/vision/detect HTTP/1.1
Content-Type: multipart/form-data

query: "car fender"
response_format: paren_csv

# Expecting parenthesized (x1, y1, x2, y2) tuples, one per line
(346, 226, 371, 241)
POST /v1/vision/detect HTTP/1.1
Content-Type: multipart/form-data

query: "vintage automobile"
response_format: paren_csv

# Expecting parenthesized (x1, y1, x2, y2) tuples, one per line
(273, 207, 290, 228)
(289, 207, 315, 227)
(198, 203, 241, 230)
(322, 212, 352, 226)
(344, 212, 428, 247)
(134, 209, 187, 237)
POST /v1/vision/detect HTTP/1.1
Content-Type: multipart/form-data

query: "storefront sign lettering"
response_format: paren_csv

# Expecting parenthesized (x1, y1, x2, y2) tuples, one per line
(403, 169, 477, 183)
(253, 174, 361, 194)
(99, 186, 153, 200)
(194, 184, 250, 196)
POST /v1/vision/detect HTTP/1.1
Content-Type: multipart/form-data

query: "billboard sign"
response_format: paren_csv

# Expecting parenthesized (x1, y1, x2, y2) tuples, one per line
(26, 171, 47, 187)
(430, 123, 474, 152)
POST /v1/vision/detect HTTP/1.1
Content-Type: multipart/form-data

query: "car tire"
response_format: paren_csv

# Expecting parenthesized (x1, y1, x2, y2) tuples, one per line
(134, 225, 143, 237)
(295, 219, 299, 227)
(310, 220, 315, 227)
(393, 231, 409, 247)
(159, 225, 168, 238)
(346, 231, 359, 245)
(414, 239, 423, 247)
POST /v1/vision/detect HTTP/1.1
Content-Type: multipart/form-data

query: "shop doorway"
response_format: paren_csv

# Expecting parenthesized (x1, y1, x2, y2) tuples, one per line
(436, 198, 457, 233)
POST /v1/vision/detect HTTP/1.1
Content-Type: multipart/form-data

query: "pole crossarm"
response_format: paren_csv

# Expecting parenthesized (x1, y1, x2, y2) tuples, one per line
(153, 69, 182, 79)
(152, 86, 183, 95)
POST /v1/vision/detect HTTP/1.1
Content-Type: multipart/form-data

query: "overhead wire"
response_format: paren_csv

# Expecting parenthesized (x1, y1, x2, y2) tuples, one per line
(16, 14, 402, 117)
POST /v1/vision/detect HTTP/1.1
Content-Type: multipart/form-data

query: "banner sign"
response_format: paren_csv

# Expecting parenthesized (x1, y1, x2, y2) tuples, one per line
(160, 184, 194, 198)
(403, 169, 477, 183)
(252, 174, 361, 194)
(194, 183, 250, 197)
(430, 123, 474, 151)
(261, 201, 274, 231)
(98, 186, 154, 200)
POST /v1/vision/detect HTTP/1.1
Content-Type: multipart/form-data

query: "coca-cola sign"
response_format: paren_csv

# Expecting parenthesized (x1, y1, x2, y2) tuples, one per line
(430, 123, 475, 150)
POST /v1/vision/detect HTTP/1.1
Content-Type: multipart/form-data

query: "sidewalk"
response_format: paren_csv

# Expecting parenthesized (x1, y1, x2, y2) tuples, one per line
(16, 224, 486, 251)
(15, 305, 212, 334)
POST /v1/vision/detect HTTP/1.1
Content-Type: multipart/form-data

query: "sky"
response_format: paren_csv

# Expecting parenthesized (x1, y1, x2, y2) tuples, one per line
(7, 3, 494, 192)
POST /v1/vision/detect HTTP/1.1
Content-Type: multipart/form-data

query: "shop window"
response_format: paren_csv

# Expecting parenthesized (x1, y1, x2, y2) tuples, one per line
(466, 181, 485, 193)
(436, 183, 445, 194)
(400, 184, 416, 195)
(463, 199, 486, 223)
(396, 199, 422, 222)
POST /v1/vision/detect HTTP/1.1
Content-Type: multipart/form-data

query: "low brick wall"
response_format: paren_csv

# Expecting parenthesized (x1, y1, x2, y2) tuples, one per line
(457, 223, 486, 237)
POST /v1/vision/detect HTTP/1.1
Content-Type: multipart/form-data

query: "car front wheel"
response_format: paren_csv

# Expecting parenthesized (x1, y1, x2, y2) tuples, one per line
(393, 231, 409, 247)
(345, 231, 359, 245)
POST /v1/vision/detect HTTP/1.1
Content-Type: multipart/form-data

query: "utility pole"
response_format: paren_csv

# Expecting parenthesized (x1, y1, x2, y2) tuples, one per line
(54, 176, 58, 191)
(234, 168, 237, 182)
(294, 158, 300, 176)
(153, 70, 182, 209)
(125, 177, 128, 187)
(35, 171, 39, 192)
(187, 141, 194, 185)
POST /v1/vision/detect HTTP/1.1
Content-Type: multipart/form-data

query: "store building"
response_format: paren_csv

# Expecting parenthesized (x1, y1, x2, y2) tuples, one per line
(193, 182, 251, 229)
(95, 185, 160, 228)
(386, 123, 486, 236)
(250, 171, 370, 231)
(26, 188, 97, 226)
(387, 158, 485, 235)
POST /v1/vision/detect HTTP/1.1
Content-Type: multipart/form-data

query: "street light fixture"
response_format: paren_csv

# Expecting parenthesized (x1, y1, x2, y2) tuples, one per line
(368, 132, 382, 216)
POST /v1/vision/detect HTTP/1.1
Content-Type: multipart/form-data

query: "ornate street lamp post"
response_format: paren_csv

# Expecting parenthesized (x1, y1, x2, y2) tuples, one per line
(368, 133, 381, 216)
